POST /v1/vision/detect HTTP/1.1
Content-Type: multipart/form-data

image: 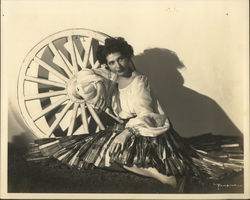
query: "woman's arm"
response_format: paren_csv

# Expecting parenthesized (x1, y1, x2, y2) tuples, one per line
(125, 75, 170, 137)
(110, 75, 170, 154)
(76, 68, 110, 110)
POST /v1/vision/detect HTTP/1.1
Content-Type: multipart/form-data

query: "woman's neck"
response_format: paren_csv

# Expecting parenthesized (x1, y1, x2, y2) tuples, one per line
(117, 71, 137, 89)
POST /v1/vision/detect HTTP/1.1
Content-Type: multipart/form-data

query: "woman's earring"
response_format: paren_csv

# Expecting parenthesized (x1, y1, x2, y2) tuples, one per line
(101, 63, 108, 69)
(105, 65, 110, 70)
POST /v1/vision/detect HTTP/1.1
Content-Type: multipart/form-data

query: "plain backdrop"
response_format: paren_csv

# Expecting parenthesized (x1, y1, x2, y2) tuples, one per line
(2, 0, 249, 142)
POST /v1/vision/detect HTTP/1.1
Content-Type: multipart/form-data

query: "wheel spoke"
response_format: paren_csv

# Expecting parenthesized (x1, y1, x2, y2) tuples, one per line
(48, 100, 73, 137)
(93, 60, 100, 69)
(58, 50, 74, 71)
(67, 102, 79, 136)
(89, 47, 95, 68)
(48, 42, 73, 78)
(95, 126, 100, 133)
(24, 76, 66, 88)
(73, 43, 84, 69)
(86, 104, 105, 130)
(105, 108, 124, 123)
(33, 57, 69, 83)
(24, 90, 67, 101)
(89, 39, 99, 68)
(67, 36, 78, 74)
(32, 96, 69, 121)
(81, 37, 92, 68)
(80, 103, 89, 133)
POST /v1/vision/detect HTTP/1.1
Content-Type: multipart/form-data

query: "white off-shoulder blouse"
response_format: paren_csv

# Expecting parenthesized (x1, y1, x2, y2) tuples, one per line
(111, 74, 170, 137)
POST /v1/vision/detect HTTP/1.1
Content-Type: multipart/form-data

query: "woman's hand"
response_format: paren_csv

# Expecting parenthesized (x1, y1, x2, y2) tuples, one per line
(91, 81, 107, 111)
(110, 129, 131, 155)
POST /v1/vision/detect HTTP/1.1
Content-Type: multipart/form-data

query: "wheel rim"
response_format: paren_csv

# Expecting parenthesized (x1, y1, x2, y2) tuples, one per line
(18, 29, 111, 138)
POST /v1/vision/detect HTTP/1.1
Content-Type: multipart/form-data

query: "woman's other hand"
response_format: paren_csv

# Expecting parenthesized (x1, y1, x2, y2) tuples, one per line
(92, 81, 107, 111)
(110, 129, 131, 155)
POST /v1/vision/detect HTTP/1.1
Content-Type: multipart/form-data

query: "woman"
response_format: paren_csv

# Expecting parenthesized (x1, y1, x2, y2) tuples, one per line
(26, 37, 243, 192)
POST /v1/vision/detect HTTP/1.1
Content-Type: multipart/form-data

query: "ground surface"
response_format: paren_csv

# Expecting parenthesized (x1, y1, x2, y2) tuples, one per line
(8, 143, 244, 194)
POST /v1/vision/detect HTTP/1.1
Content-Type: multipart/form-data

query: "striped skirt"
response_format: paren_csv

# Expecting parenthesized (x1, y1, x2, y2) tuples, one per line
(26, 123, 244, 185)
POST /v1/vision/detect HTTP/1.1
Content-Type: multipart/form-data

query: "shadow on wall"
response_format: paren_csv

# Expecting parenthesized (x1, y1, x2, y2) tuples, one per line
(8, 101, 36, 142)
(134, 48, 242, 137)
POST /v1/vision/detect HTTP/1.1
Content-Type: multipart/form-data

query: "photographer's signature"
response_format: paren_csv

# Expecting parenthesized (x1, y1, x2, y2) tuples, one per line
(213, 183, 243, 191)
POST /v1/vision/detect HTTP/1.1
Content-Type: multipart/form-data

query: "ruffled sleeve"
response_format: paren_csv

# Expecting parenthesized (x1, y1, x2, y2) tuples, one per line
(125, 75, 170, 137)
(76, 68, 115, 102)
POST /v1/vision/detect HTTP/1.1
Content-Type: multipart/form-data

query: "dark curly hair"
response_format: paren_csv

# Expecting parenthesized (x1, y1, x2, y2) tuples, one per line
(96, 37, 134, 64)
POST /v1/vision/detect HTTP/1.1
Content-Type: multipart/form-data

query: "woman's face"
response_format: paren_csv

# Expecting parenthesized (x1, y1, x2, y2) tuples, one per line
(106, 52, 132, 77)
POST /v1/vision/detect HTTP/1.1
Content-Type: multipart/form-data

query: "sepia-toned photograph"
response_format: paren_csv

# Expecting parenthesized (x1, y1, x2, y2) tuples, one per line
(1, 0, 249, 199)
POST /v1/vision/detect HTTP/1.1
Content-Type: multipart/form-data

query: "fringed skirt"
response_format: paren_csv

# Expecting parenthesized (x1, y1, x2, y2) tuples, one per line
(25, 123, 244, 188)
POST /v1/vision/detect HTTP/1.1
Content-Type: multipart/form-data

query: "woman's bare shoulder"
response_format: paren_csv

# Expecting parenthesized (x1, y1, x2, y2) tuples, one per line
(132, 72, 150, 87)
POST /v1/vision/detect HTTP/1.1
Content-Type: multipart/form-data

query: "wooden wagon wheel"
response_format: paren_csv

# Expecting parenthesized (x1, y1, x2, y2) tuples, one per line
(17, 29, 115, 138)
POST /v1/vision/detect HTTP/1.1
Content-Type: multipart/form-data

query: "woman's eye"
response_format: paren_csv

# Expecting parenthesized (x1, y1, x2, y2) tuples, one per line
(108, 61, 114, 66)
(118, 57, 125, 62)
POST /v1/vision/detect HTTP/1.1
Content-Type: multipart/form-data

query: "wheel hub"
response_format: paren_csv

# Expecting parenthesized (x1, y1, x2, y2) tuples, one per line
(67, 76, 85, 103)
